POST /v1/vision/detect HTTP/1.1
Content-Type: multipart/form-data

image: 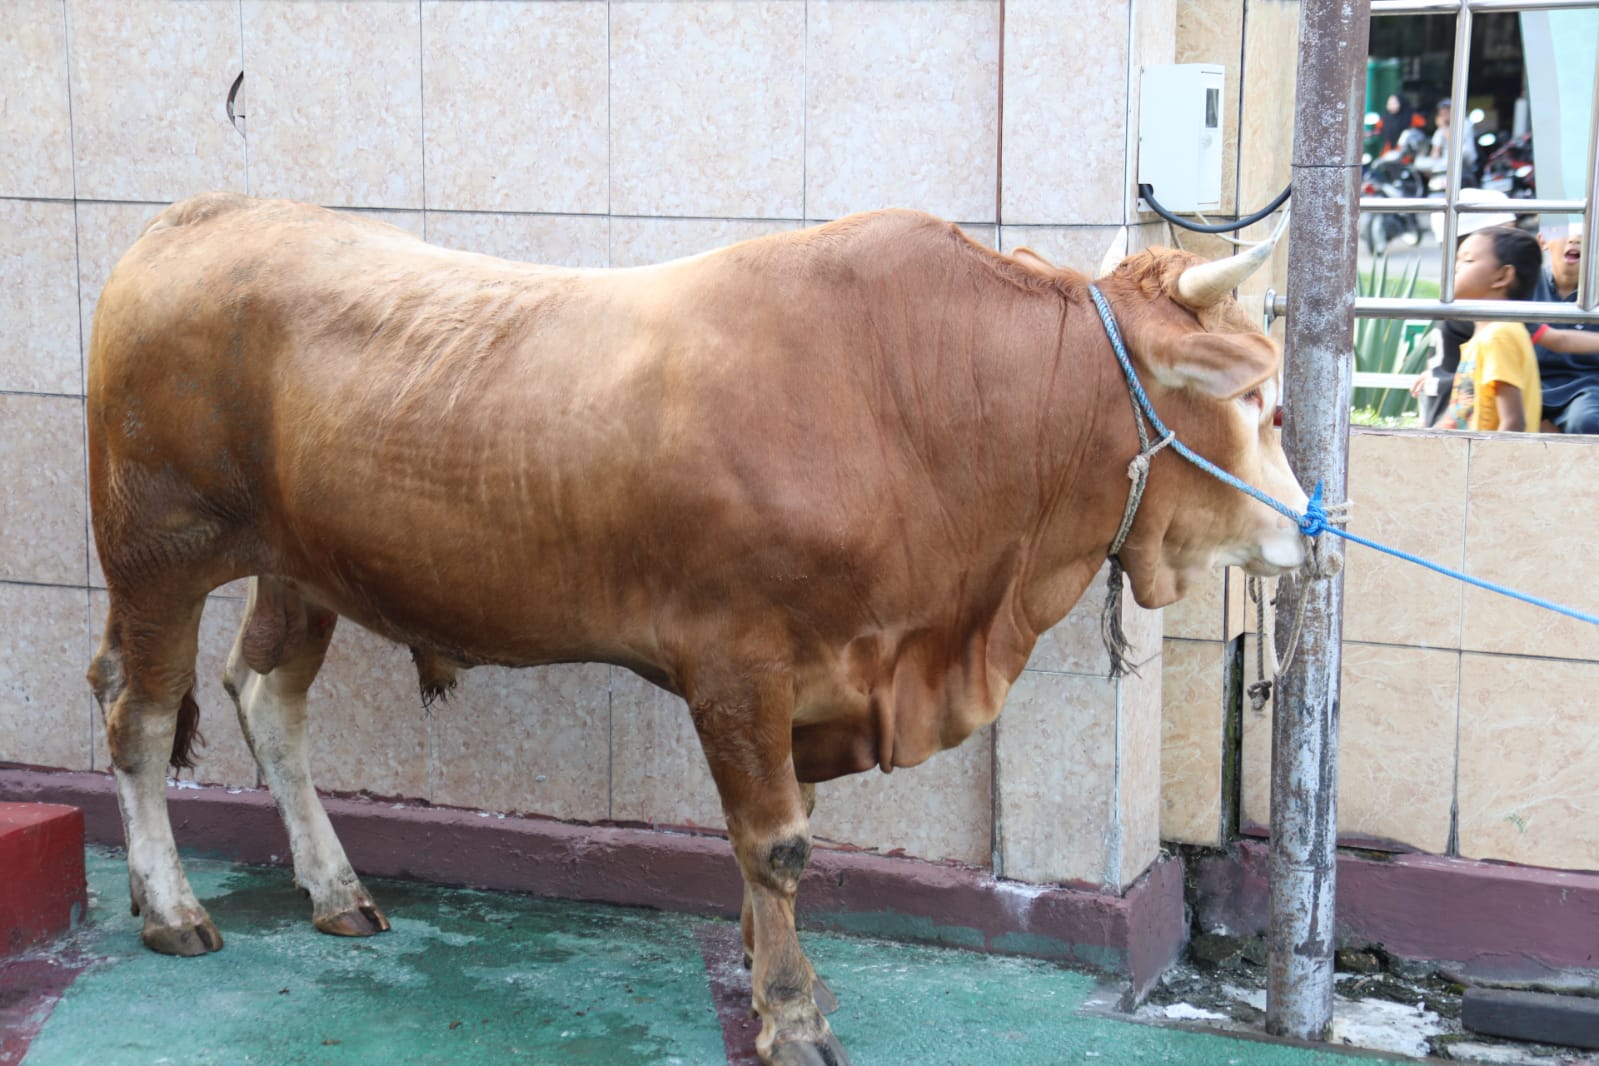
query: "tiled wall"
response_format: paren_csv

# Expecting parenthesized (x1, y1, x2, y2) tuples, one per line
(1, 0, 1193, 889)
(1162, 430, 1599, 874)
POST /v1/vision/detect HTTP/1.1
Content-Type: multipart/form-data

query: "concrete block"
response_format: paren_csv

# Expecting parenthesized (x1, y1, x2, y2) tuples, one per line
(1462, 987, 1599, 1050)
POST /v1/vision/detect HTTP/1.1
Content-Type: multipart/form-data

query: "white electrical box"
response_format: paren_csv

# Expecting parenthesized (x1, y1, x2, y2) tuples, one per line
(1137, 64, 1225, 214)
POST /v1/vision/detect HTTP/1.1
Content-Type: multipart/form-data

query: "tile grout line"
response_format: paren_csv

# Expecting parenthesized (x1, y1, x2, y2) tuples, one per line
(238, 0, 249, 196)
(417, 0, 427, 241)
(1449, 440, 1474, 856)
(801, 0, 808, 226)
(605, 0, 612, 268)
(61, 0, 97, 773)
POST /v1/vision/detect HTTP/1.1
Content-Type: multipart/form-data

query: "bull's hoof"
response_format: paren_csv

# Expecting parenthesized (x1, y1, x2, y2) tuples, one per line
(141, 916, 224, 956)
(314, 903, 391, 937)
(767, 1031, 853, 1066)
(812, 975, 839, 1015)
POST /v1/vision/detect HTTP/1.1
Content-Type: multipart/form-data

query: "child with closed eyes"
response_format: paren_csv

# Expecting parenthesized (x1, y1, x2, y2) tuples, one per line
(1435, 225, 1545, 432)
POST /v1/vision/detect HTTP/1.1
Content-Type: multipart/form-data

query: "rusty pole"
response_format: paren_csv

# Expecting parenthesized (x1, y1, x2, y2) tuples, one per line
(1268, 0, 1371, 1041)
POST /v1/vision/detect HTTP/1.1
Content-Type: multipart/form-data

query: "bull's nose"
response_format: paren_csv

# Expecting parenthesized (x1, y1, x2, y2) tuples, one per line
(1253, 526, 1307, 575)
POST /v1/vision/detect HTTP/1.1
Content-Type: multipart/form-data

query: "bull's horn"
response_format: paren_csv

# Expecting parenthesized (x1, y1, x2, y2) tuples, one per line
(1175, 210, 1291, 309)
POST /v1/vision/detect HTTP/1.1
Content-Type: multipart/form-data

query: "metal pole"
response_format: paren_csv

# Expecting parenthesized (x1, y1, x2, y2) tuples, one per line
(1580, 46, 1599, 311)
(1440, 1, 1473, 302)
(1268, 0, 1370, 1042)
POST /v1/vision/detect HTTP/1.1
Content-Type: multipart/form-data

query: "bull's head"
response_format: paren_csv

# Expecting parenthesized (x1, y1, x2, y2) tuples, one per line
(1095, 227, 1308, 607)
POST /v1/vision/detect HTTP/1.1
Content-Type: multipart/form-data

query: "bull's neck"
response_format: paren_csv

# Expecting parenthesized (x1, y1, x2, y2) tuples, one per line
(863, 243, 1141, 641)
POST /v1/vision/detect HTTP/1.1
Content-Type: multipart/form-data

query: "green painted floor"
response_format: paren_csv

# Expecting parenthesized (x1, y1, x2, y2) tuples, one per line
(16, 848, 1404, 1065)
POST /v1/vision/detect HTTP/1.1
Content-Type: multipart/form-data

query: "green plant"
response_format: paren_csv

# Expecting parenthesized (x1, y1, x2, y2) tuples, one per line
(1352, 254, 1432, 420)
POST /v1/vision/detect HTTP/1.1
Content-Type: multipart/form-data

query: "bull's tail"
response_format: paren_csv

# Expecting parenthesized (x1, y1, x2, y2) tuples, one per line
(169, 689, 205, 771)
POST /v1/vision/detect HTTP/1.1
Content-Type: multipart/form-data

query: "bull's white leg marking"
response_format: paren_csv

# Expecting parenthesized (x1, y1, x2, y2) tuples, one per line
(92, 598, 222, 955)
(110, 712, 221, 954)
(224, 579, 388, 937)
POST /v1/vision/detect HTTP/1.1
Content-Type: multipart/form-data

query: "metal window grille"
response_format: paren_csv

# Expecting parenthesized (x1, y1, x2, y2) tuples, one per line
(1357, 0, 1599, 325)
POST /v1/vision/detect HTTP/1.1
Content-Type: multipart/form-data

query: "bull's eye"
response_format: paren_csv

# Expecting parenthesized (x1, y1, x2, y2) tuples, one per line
(1240, 386, 1263, 408)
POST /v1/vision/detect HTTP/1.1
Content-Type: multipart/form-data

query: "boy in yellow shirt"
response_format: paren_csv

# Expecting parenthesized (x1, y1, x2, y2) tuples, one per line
(1436, 226, 1544, 431)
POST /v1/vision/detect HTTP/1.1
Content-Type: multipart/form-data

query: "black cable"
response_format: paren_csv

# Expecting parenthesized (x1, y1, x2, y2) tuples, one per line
(1137, 182, 1292, 233)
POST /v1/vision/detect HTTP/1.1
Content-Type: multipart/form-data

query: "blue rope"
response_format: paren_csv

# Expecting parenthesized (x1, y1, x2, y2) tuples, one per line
(1086, 284, 1599, 628)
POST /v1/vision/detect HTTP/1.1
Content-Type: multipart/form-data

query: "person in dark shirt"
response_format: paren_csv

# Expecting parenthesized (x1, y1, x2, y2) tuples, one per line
(1375, 94, 1424, 152)
(1530, 226, 1599, 433)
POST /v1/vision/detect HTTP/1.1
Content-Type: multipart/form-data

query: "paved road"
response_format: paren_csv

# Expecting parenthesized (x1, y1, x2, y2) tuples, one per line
(1356, 226, 1445, 286)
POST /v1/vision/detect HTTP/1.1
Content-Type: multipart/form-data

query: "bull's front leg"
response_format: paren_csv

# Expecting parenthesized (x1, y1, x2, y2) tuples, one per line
(741, 783, 839, 1015)
(689, 674, 850, 1066)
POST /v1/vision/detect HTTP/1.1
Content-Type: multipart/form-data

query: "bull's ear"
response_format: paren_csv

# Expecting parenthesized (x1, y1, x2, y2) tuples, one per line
(1162, 331, 1279, 399)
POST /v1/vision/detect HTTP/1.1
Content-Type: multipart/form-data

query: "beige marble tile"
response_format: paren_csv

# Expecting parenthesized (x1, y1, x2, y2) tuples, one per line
(75, 200, 166, 367)
(1175, 0, 1244, 215)
(810, 726, 993, 866)
(807, 0, 1000, 222)
(1002, 0, 1127, 227)
(430, 664, 610, 823)
(0, 199, 82, 395)
(609, 667, 725, 830)
(1242, 641, 1460, 852)
(0, 582, 93, 771)
(1344, 430, 1469, 649)
(1164, 567, 1226, 641)
(1028, 560, 1162, 678)
(1118, 656, 1164, 886)
(243, 0, 423, 208)
(66, 0, 245, 202)
(1235, 0, 1299, 214)
(1336, 643, 1459, 853)
(1458, 653, 1599, 871)
(0, 393, 87, 587)
(424, 211, 609, 268)
(1238, 630, 1273, 832)
(1462, 435, 1599, 662)
(609, 216, 802, 269)
(1225, 567, 1254, 640)
(994, 669, 1118, 886)
(998, 225, 1128, 278)
(611, 1, 804, 219)
(421, 1, 607, 215)
(301, 621, 430, 800)
(88, 592, 258, 787)
(1160, 638, 1226, 846)
(0, 2, 74, 198)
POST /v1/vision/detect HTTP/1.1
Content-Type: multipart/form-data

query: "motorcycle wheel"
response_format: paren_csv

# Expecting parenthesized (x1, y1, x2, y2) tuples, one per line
(1364, 214, 1387, 256)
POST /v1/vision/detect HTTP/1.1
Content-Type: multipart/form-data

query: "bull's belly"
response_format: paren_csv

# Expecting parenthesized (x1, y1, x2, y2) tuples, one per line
(265, 530, 655, 677)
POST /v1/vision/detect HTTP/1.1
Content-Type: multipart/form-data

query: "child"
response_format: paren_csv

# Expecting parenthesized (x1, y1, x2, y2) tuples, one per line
(1435, 225, 1545, 432)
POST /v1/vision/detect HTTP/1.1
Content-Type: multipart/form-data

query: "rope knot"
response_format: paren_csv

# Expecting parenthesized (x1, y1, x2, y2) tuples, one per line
(1297, 480, 1328, 538)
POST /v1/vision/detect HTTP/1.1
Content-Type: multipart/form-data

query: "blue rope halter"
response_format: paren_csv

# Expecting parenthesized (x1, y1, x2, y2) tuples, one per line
(1086, 283, 1599, 628)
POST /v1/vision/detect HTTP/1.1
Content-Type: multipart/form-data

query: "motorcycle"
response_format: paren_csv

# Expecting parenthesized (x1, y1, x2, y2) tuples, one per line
(1481, 131, 1535, 201)
(1361, 139, 1429, 255)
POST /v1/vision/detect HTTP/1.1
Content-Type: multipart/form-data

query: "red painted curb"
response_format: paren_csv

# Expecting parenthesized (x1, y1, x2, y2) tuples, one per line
(0, 767, 1185, 997)
(0, 803, 87, 958)
(1190, 839, 1599, 988)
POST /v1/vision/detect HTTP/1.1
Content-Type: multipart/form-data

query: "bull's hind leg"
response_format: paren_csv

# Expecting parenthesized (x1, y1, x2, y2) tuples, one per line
(89, 593, 221, 955)
(690, 671, 850, 1066)
(223, 576, 389, 937)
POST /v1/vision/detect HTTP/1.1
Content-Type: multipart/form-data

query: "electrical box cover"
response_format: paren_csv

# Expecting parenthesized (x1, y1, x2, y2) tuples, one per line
(1137, 64, 1225, 214)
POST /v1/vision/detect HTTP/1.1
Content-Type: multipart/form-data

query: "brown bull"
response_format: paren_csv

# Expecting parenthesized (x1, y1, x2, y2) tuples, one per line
(86, 192, 1305, 1066)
